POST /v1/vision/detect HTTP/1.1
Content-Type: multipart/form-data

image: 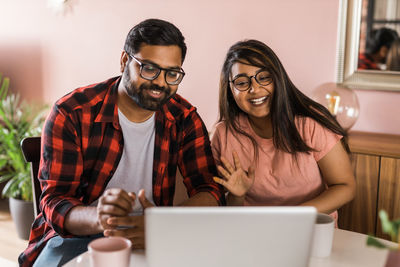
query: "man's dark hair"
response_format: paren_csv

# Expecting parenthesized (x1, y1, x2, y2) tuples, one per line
(124, 19, 187, 63)
(365, 27, 399, 54)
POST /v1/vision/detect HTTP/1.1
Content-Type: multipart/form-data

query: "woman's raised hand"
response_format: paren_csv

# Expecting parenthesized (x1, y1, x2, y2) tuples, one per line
(213, 150, 255, 197)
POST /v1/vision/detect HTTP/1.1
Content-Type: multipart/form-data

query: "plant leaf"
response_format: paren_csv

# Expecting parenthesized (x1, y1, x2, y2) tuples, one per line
(0, 158, 7, 169)
(366, 236, 390, 249)
(0, 74, 9, 100)
(0, 173, 13, 183)
(379, 210, 397, 241)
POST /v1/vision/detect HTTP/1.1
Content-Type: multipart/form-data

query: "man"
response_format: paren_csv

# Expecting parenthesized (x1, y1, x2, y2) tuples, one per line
(358, 27, 398, 70)
(19, 19, 225, 266)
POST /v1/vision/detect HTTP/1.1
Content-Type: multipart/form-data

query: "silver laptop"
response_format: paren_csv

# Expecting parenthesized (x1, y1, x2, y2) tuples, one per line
(145, 206, 317, 267)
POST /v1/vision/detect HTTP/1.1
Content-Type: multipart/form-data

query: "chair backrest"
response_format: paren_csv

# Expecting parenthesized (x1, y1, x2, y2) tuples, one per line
(20, 137, 41, 217)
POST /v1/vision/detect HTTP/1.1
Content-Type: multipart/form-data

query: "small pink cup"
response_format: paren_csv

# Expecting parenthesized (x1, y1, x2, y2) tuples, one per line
(88, 237, 132, 267)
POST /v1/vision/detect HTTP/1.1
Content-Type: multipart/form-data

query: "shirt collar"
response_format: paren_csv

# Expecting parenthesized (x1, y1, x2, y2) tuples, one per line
(94, 76, 120, 127)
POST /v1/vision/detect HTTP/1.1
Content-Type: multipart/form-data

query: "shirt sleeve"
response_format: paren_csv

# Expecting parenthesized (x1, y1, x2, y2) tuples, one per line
(304, 118, 342, 162)
(38, 103, 84, 237)
(177, 110, 226, 206)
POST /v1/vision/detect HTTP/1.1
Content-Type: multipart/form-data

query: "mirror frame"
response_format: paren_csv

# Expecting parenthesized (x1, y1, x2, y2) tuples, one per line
(336, 0, 400, 91)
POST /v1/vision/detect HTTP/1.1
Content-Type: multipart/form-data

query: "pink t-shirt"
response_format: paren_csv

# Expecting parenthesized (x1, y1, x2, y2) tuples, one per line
(211, 115, 342, 207)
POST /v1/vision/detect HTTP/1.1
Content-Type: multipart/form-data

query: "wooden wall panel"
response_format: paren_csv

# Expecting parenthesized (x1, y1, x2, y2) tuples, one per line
(376, 157, 400, 240)
(338, 154, 379, 235)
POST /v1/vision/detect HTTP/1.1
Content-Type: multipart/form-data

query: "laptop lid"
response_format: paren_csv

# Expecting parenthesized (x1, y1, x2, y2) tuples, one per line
(145, 206, 317, 267)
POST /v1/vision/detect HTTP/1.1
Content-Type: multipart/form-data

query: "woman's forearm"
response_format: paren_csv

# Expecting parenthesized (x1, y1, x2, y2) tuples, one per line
(300, 183, 356, 214)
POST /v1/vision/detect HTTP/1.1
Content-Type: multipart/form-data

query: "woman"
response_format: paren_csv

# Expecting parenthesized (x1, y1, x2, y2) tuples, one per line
(212, 40, 355, 216)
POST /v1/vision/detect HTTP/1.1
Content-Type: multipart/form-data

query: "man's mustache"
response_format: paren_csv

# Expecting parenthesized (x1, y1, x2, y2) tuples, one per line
(139, 83, 169, 93)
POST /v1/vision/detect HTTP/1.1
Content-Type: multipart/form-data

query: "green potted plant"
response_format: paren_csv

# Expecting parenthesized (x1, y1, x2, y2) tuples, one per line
(367, 210, 400, 267)
(0, 74, 47, 240)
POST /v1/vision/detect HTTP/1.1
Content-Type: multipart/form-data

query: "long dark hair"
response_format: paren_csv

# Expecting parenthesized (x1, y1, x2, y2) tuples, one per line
(218, 39, 349, 157)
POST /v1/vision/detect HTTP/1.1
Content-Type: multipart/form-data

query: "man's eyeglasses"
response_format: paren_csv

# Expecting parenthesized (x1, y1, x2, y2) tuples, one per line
(230, 69, 273, 91)
(127, 53, 185, 85)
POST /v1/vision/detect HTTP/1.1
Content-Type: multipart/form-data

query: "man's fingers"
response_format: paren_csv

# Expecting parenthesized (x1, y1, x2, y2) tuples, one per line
(99, 196, 132, 214)
(105, 188, 133, 203)
(138, 189, 154, 209)
(107, 215, 141, 227)
(104, 220, 145, 244)
(98, 214, 113, 230)
(104, 227, 143, 238)
(101, 188, 133, 213)
(98, 204, 130, 216)
(128, 192, 136, 202)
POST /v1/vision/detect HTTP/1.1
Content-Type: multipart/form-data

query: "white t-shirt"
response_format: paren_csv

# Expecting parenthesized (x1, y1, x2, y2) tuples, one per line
(92, 108, 155, 213)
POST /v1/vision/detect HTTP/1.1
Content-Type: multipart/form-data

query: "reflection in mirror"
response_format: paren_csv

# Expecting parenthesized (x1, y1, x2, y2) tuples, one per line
(336, 0, 400, 91)
(357, 0, 400, 71)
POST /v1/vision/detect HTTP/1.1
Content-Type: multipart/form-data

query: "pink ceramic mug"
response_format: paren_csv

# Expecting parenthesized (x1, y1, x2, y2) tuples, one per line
(88, 236, 132, 267)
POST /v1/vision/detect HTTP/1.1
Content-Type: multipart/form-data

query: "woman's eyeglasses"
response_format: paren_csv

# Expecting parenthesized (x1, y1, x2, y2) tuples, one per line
(230, 70, 273, 91)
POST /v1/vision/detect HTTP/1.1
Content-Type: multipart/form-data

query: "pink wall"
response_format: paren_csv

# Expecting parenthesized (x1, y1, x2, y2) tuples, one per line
(1, 0, 399, 135)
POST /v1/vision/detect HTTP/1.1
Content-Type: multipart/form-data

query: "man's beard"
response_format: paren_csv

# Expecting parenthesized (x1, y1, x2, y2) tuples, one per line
(123, 70, 174, 111)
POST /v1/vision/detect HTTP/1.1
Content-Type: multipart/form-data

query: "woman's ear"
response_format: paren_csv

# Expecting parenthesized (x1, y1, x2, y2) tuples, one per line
(120, 51, 129, 73)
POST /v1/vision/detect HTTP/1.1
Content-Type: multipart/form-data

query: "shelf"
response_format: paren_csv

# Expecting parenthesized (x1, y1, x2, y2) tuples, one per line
(348, 131, 400, 158)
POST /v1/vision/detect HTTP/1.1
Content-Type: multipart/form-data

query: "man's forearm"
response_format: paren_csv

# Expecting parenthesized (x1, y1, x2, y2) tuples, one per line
(181, 191, 219, 206)
(64, 206, 102, 236)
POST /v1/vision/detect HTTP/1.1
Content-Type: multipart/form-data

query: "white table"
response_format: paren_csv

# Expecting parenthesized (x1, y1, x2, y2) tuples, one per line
(0, 257, 19, 267)
(309, 229, 392, 267)
(64, 229, 394, 267)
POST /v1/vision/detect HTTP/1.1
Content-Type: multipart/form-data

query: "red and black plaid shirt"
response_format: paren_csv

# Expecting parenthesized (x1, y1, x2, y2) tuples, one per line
(358, 53, 380, 70)
(19, 76, 225, 266)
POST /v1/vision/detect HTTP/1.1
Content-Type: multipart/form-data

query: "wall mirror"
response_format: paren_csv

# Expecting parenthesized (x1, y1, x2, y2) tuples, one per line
(336, 0, 400, 91)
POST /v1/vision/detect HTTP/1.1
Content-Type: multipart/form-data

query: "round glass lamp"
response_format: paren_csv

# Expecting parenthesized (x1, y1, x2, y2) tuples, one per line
(312, 83, 360, 131)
